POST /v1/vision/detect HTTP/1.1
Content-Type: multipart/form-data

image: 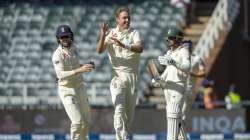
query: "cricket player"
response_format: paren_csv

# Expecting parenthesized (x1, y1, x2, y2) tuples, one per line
(96, 7, 143, 140)
(153, 28, 190, 140)
(52, 25, 95, 140)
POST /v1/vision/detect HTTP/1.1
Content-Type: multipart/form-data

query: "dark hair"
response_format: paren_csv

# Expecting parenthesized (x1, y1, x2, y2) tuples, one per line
(115, 7, 129, 18)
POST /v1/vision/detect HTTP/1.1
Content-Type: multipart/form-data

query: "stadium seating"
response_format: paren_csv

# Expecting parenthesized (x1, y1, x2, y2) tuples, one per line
(0, 1, 184, 107)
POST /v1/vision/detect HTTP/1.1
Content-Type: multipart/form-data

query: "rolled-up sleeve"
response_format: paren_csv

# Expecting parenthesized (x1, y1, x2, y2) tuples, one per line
(133, 30, 141, 43)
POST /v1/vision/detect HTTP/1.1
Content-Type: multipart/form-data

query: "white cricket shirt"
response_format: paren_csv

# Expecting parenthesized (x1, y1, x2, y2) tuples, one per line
(52, 45, 83, 88)
(104, 27, 141, 73)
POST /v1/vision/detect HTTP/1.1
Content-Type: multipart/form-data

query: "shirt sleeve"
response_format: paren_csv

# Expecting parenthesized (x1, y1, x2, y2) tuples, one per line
(133, 30, 141, 44)
(173, 47, 191, 72)
(52, 52, 75, 80)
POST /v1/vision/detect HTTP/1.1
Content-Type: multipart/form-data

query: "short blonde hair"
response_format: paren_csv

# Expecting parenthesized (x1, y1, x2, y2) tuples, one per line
(115, 7, 130, 18)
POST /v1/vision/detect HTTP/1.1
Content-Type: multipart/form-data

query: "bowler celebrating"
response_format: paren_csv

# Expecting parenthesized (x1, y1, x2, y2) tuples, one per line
(96, 7, 143, 140)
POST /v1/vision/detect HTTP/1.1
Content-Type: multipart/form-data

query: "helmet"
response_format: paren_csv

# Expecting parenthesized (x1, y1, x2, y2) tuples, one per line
(56, 25, 73, 39)
(166, 28, 184, 40)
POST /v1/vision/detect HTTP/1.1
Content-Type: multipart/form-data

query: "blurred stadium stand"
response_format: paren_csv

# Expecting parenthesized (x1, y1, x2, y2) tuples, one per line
(0, 0, 185, 108)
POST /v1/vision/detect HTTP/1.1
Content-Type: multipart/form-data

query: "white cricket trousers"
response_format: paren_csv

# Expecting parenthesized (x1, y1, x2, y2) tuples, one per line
(164, 81, 188, 140)
(58, 84, 90, 140)
(110, 71, 138, 140)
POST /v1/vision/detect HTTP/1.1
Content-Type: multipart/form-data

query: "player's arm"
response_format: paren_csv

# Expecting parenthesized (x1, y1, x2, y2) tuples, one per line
(52, 54, 94, 79)
(191, 60, 206, 77)
(110, 38, 143, 53)
(172, 48, 191, 72)
(110, 30, 143, 53)
(130, 41, 143, 53)
(130, 30, 143, 53)
(158, 48, 190, 72)
(97, 22, 109, 54)
(190, 70, 206, 77)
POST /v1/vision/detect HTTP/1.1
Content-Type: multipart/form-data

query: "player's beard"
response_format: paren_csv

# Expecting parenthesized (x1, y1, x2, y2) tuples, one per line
(167, 40, 175, 48)
(61, 39, 73, 48)
(167, 39, 180, 49)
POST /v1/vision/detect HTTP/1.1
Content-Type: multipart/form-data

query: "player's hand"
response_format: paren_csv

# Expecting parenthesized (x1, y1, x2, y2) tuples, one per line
(151, 78, 165, 88)
(110, 36, 124, 47)
(101, 22, 109, 35)
(75, 64, 94, 74)
(88, 60, 95, 69)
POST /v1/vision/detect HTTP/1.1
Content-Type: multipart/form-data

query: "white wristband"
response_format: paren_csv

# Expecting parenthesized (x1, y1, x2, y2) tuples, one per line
(124, 44, 132, 49)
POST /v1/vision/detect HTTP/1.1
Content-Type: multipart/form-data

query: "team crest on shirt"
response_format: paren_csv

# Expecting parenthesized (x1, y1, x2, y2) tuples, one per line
(63, 53, 71, 59)
(63, 52, 75, 59)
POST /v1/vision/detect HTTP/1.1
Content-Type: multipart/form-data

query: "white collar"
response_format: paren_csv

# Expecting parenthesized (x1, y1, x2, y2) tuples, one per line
(115, 26, 130, 34)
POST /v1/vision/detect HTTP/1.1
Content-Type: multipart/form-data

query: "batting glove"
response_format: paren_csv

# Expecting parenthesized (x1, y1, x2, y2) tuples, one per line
(151, 78, 165, 88)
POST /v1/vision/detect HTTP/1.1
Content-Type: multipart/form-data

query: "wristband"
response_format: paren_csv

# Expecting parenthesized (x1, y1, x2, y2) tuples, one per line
(124, 44, 132, 49)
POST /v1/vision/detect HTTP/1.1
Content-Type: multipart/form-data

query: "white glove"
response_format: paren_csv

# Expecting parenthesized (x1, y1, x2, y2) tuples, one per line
(151, 78, 165, 88)
(158, 55, 176, 66)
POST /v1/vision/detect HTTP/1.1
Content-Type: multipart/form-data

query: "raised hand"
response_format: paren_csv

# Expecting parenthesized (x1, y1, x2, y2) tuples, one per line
(110, 36, 123, 46)
(101, 22, 109, 35)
